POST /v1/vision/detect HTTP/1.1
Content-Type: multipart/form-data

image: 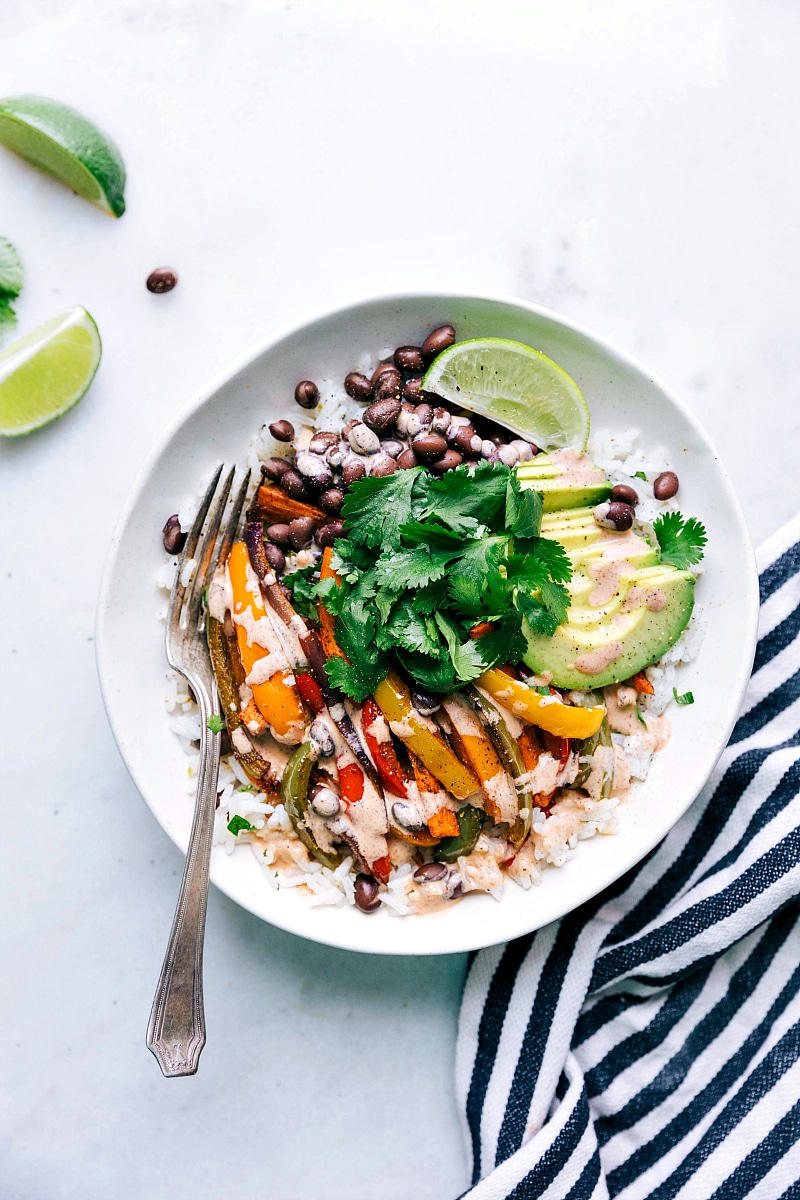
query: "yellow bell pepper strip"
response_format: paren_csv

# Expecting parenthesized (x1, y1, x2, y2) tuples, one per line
(478, 668, 606, 739)
(373, 671, 479, 800)
(228, 540, 307, 741)
(441, 694, 518, 824)
(465, 685, 533, 847)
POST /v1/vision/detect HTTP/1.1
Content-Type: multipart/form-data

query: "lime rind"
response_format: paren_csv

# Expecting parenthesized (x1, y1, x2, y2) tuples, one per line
(422, 336, 590, 450)
(0, 95, 126, 217)
(0, 306, 102, 436)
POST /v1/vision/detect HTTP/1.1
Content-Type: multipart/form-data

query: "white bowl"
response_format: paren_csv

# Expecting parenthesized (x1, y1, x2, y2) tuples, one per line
(96, 292, 759, 955)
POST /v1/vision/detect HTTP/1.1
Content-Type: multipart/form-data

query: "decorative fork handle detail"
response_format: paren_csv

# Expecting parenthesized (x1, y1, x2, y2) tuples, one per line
(146, 676, 222, 1077)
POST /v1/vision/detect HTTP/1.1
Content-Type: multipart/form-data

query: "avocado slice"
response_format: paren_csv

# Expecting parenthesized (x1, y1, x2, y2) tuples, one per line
(522, 509, 695, 688)
(517, 448, 611, 512)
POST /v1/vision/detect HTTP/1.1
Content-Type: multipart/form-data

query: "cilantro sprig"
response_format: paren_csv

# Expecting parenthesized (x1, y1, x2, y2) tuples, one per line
(0, 237, 23, 344)
(653, 511, 707, 569)
(315, 462, 573, 701)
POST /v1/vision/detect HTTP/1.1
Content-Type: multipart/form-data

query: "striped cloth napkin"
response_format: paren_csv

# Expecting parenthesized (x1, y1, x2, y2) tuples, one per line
(456, 516, 800, 1200)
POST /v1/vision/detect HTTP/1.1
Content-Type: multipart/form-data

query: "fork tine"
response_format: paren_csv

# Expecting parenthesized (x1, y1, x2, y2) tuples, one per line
(166, 464, 224, 632)
(184, 465, 236, 624)
(212, 468, 252, 577)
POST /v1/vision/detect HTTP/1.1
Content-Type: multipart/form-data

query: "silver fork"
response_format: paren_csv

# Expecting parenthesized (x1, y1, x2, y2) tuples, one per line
(147, 464, 251, 1077)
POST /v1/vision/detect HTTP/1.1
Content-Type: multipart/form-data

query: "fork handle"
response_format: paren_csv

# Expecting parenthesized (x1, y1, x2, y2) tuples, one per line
(146, 683, 221, 1077)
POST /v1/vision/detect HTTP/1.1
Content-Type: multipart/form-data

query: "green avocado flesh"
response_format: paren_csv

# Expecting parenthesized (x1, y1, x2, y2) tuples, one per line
(517, 450, 611, 512)
(523, 505, 695, 689)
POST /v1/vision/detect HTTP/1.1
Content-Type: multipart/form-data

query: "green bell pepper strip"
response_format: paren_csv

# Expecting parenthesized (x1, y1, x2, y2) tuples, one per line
(280, 742, 341, 870)
(433, 804, 485, 864)
(572, 690, 613, 798)
(465, 685, 534, 847)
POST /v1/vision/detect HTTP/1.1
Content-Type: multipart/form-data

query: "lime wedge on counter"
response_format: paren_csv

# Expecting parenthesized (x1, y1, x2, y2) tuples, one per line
(422, 337, 589, 450)
(0, 95, 126, 216)
(0, 307, 101, 436)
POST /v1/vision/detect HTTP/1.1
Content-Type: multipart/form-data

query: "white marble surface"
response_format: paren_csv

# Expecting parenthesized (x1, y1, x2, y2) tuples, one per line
(2, 2, 799, 1197)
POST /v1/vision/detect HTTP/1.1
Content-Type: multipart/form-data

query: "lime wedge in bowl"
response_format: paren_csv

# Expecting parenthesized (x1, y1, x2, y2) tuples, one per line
(0, 307, 101, 436)
(0, 94, 126, 216)
(422, 336, 589, 450)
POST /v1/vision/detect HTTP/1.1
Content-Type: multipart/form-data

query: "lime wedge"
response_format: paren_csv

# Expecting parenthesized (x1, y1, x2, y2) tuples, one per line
(0, 307, 101, 436)
(422, 337, 589, 450)
(0, 95, 126, 217)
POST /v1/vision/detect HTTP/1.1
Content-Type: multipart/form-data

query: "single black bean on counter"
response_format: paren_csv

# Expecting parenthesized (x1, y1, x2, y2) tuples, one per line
(269, 419, 294, 442)
(593, 501, 635, 532)
(653, 471, 679, 500)
(288, 516, 316, 549)
(420, 324, 456, 364)
(354, 874, 381, 913)
(610, 483, 639, 507)
(162, 514, 186, 555)
(344, 372, 374, 401)
(294, 380, 319, 409)
(147, 267, 178, 294)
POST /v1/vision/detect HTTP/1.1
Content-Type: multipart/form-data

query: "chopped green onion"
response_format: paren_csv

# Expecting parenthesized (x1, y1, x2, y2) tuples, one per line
(673, 688, 695, 706)
(227, 815, 254, 835)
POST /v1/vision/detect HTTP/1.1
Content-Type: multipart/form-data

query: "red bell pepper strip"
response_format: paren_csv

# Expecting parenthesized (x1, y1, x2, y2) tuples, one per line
(371, 854, 391, 885)
(337, 760, 365, 805)
(361, 697, 408, 798)
(295, 671, 325, 714)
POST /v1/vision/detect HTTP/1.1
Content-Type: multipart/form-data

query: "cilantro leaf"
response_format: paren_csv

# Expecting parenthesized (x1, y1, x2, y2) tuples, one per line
(415, 460, 509, 534)
(375, 545, 458, 590)
(505, 475, 543, 538)
(673, 687, 695, 706)
(395, 649, 456, 693)
(453, 535, 509, 584)
(378, 602, 442, 656)
(206, 714, 225, 734)
(341, 467, 424, 550)
(447, 576, 485, 620)
(516, 589, 562, 637)
(434, 613, 487, 682)
(471, 610, 528, 669)
(653, 511, 707, 569)
(408, 578, 449, 614)
(399, 520, 467, 548)
(0, 300, 17, 342)
(227, 815, 255, 835)
(281, 565, 319, 621)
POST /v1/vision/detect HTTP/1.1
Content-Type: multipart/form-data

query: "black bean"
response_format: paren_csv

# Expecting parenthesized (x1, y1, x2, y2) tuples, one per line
(264, 542, 286, 572)
(653, 471, 679, 500)
(288, 516, 316, 548)
(363, 396, 401, 432)
(593, 501, 635, 531)
(411, 689, 440, 715)
(344, 372, 374, 401)
(403, 377, 423, 402)
(281, 470, 309, 500)
(610, 483, 639, 507)
(146, 267, 178, 293)
(380, 439, 405, 458)
(315, 520, 345, 547)
(449, 426, 481, 458)
(412, 432, 448, 462)
(420, 324, 456, 364)
(429, 449, 463, 474)
(342, 459, 366, 485)
(393, 345, 425, 373)
(319, 488, 344, 514)
(369, 454, 398, 477)
(371, 362, 401, 385)
(162, 514, 186, 555)
(309, 430, 339, 455)
(414, 862, 448, 883)
(414, 402, 433, 427)
(354, 874, 381, 913)
(296, 453, 334, 492)
(269, 419, 294, 442)
(266, 522, 292, 545)
(397, 448, 419, 469)
(373, 372, 402, 402)
(294, 380, 319, 409)
(261, 457, 290, 482)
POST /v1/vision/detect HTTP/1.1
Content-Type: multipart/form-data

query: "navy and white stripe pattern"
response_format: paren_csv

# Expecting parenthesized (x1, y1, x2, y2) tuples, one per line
(456, 516, 800, 1200)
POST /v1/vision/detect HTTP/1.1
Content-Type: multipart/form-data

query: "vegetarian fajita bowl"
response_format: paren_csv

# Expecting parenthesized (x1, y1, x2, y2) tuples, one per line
(97, 294, 757, 954)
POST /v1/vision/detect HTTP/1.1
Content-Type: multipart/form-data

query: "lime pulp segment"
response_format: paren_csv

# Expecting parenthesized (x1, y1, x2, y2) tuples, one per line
(421, 337, 590, 450)
(0, 94, 126, 216)
(0, 307, 102, 436)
